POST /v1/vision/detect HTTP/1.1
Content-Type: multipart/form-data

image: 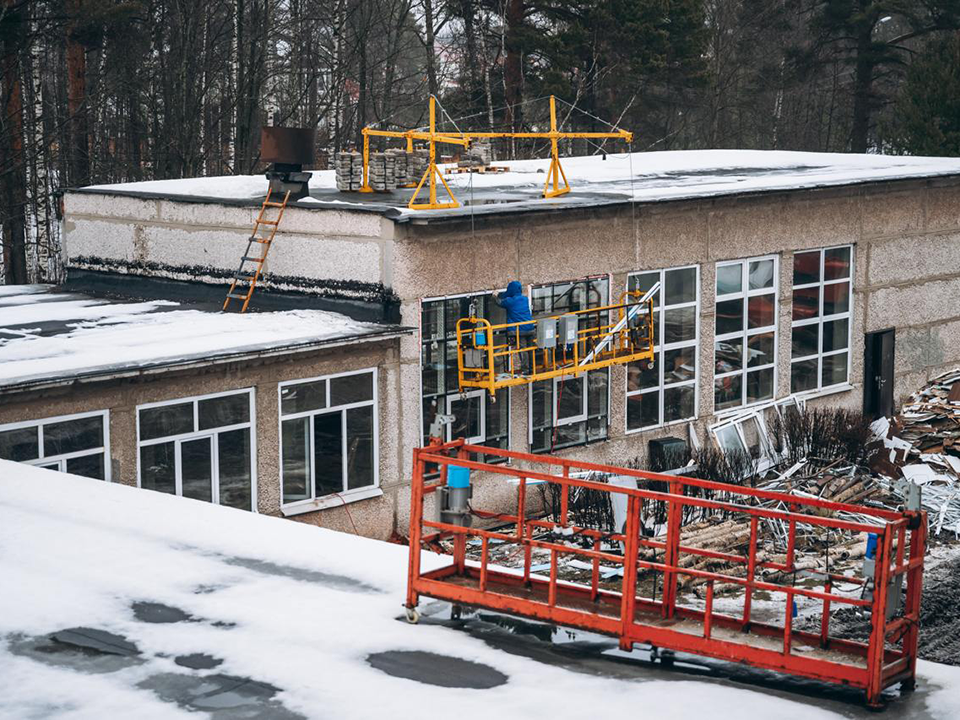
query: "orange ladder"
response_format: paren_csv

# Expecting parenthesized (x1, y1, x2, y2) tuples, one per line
(222, 189, 291, 313)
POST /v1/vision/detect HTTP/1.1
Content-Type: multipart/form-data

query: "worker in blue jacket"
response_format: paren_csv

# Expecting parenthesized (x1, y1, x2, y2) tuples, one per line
(496, 281, 535, 374)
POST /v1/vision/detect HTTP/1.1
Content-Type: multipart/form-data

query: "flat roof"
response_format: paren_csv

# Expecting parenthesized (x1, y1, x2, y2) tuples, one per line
(0, 285, 409, 393)
(76, 149, 960, 222)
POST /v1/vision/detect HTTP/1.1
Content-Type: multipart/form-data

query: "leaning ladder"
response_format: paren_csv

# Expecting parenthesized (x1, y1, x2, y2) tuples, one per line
(222, 189, 291, 313)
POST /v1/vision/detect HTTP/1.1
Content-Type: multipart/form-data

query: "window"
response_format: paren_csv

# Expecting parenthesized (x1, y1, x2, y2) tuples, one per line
(279, 369, 378, 507)
(529, 276, 610, 452)
(420, 293, 510, 457)
(791, 246, 853, 394)
(626, 266, 699, 431)
(137, 390, 255, 511)
(714, 256, 778, 411)
(0, 411, 110, 480)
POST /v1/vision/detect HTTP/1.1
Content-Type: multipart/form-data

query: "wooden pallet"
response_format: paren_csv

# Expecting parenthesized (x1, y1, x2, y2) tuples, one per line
(444, 165, 510, 174)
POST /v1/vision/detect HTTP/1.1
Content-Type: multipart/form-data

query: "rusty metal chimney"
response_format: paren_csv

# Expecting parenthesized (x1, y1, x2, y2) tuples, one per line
(261, 127, 315, 200)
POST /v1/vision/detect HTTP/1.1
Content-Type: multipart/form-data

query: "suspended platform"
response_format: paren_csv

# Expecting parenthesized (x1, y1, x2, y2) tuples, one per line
(405, 442, 927, 709)
(455, 287, 657, 395)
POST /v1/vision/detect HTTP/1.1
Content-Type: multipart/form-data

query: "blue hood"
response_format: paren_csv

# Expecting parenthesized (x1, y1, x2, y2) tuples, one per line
(504, 281, 523, 297)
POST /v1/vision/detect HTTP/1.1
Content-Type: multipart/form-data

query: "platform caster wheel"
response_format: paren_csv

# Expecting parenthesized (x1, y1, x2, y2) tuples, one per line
(405, 607, 420, 624)
(451, 604, 463, 621)
(660, 651, 676, 668)
(899, 678, 916, 694)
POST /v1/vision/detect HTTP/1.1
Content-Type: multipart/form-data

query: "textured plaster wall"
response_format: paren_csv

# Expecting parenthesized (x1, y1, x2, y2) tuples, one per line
(0, 339, 406, 540)
(62, 193, 393, 299)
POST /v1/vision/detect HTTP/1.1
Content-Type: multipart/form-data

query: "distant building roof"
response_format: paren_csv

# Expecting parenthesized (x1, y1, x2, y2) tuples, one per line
(0, 285, 409, 393)
(76, 149, 960, 223)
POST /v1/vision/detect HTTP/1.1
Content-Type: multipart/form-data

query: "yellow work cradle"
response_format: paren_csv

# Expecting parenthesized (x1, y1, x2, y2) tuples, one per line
(455, 285, 659, 396)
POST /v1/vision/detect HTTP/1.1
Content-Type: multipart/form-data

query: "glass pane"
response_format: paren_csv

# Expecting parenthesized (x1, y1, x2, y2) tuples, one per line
(421, 300, 443, 342)
(199, 393, 249, 430)
(629, 272, 661, 307)
(281, 380, 326, 415)
(824, 246, 851, 280)
(822, 352, 849, 387)
(715, 424, 746, 455)
(66, 453, 105, 480)
(281, 417, 310, 503)
(181, 437, 213, 503)
(664, 267, 696, 305)
(792, 286, 819, 321)
(449, 393, 482, 441)
(587, 414, 607, 442)
(664, 306, 696, 344)
(791, 358, 818, 393)
(531, 380, 552, 430)
(664, 346, 695, 384)
(715, 299, 744, 335)
(43, 416, 103, 456)
(823, 318, 849, 352)
(792, 323, 819, 358)
(140, 403, 193, 441)
(587, 370, 608, 417)
(740, 418, 765, 459)
(554, 421, 587, 449)
(627, 391, 659, 429)
(627, 357, 658, 392)
(556, 376, 584, 422)
(664, 385, 695, 423)
(715, 375, 743, 411)
(330, 372, 374, 406)
(747, 367, 774, 404)
(823, 282, 850, 316)
(217, 429, 252, 510)
(442, 340, 459, 395)
(589, 278, 608, 309)
(715, 339, 743, 375)
(314, 412, 343, 497)
(346, 405, 375, 490)
(421, 343, 442, 396)
(140, 442, 176, 495)
(747, 332, 775, 368)
(444, 296, 475, 337)
(716, 264, 742, 295)
(793, 251, 820, 285)
(485, 391, 509, 441)
(748, 259, 775, 290)
(747, 294, 775, 329)
(0, 426, 38, 461)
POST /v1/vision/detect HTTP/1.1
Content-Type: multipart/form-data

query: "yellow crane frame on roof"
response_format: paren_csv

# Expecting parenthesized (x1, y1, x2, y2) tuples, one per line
(360, 95, 633, 210)
(455, 289, 656, 396)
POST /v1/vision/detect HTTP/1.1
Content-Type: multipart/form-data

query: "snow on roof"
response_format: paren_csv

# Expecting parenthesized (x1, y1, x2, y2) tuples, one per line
(79, 149, 960, 221)
(0, 285, 406, 391)
(5, 461, 959, 719)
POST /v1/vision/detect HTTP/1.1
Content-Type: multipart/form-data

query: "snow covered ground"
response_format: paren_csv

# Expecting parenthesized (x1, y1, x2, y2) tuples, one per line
(83, 149, 960, 217)
(2, 460, 959, 720)
(0, 285, 397, 390)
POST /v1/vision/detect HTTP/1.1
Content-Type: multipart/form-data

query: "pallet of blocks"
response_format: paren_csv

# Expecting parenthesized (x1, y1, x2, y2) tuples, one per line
(368, 152, 397, 191)
(335, 152, 363, 191)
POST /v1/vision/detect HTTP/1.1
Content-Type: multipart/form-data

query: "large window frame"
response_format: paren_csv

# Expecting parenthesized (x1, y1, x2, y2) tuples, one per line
(0, 410, 111, 481)
(528, 275, 611, 453)
(278, 368, 380, 512)
(790, 245, 854, 395)
(136, 388, 257, 511)
(714, 255, 779, 412)
(626, 265, 700, 432)
(420, 291, 511, 458)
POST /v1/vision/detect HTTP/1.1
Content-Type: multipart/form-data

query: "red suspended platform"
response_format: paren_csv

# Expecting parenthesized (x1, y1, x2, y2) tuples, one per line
(405, 441, 926, 709)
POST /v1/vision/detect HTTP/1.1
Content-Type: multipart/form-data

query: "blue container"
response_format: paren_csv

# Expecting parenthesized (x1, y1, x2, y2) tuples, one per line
(474, 331, 487, 347)
(447, 465, 471, 489)
(865, 533, 878, 560)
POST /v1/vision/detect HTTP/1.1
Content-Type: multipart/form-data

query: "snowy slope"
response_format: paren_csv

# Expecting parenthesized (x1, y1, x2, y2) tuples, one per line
(1, 461, 958, 719)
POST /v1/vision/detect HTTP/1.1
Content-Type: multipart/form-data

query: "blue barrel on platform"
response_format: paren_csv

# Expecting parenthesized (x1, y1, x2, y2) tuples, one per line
(447, 465, 471, 488)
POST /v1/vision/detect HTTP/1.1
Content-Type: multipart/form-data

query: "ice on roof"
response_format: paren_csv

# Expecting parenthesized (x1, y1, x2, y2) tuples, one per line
(81, 149, 960, 220)
(0, 286, 402, 390)
(5, 461, 960, 719)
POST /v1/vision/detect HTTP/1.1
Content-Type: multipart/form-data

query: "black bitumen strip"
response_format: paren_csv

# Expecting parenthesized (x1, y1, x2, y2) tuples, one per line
(366, 650, 508, 689)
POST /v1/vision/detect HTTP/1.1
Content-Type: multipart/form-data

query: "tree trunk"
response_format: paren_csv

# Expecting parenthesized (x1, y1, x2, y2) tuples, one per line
(503, 0, 523, 139)
(423, 0, 438, 97)
(849, 21, 873, 153)
(66, 0, 90, 186)
(1, 0, 28, 283)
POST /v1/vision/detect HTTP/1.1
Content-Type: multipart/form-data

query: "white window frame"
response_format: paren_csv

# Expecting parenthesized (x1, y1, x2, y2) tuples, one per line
(625, 265, 700, 433)
(136, 388, 257, 511)
(446, 389, 486, 443)
(790, 245, 854, 395)
(419, 289, 511, 453)
(527, 275, 612, 451)
(0, 410, 111, 481)
(278, 368, 380, 513)
(554, 374, 588, 426)
(714, 255, 779, 412)
(709, 411, 777, 474)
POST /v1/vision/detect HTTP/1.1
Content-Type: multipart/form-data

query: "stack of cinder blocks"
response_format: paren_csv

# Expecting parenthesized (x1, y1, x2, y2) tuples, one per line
(387, 149, 408, 186)
(368, 152, 397, 191)
(335, 152, 363, 190)
(458, 141, 491, 168)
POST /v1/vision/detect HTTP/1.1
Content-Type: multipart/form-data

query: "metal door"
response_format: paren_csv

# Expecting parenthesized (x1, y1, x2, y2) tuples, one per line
(864, 329, 895, 418)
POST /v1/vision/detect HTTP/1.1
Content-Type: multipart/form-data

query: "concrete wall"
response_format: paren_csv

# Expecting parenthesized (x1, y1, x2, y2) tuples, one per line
(0, 339, 406, 539)
(62, 192, 396, 303)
